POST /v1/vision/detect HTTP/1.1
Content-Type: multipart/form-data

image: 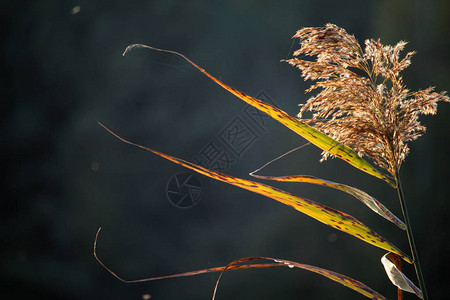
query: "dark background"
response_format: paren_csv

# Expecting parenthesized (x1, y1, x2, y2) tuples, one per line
(2, 0, 449, 299)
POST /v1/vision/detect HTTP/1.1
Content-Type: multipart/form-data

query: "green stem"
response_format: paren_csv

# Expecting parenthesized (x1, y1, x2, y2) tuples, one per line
(396, 174, 428, 300)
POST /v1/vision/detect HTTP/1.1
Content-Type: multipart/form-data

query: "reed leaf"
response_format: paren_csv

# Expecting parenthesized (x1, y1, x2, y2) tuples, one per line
(214, 257, 388, 300)
(94, 228, 387, 300)
(122, 44, 396, 188)
(250, 172, 406, 230)
(99, 123, 412, 263)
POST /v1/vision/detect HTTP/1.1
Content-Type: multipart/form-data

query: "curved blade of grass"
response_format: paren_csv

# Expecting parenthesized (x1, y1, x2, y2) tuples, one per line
(382, 253, 423, 299)
(213, 257, 387, 300)
(99, 123, 412, 263)
(250, 172, 406, 230)
(94, 229, 386, 300)
(122, 44, 396, 188)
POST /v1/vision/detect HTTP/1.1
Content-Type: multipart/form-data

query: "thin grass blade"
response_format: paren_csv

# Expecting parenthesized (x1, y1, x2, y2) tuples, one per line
(99, 123, 412, 263)
(93, 228, 282, 283)
(122, 44, 396, 188)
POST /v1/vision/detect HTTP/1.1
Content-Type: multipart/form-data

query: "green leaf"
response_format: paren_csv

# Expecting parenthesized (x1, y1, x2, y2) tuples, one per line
(122, 44, 396, 188)
(99, 123, 412, 264)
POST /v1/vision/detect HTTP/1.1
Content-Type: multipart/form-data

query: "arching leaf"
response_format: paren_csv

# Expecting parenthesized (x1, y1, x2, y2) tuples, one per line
(215, 257, 388, 300)
(99, 123, 412, 263)
(122, 44, 396, 188)
(250, 172, 406, 230)
(94, 229, 387, 299)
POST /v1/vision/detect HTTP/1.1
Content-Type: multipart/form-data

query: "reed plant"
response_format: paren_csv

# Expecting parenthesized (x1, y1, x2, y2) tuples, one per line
(95, 24, 448, 299)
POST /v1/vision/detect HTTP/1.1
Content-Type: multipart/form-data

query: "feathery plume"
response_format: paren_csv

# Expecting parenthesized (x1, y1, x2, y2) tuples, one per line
(285, 24, 449, 179)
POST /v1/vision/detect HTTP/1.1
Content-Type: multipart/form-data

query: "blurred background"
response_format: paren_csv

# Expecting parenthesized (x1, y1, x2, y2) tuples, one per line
(2, 0, 449, 299)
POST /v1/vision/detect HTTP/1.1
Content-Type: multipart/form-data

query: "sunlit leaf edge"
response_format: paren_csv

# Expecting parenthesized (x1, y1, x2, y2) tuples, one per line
(250, 172, 406, 230)
(99, 123, 412, 264)
(122, 44, 396, 188)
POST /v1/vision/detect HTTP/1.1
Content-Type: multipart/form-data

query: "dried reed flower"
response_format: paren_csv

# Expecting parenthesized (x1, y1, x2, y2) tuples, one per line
(285, 24, 449, 179)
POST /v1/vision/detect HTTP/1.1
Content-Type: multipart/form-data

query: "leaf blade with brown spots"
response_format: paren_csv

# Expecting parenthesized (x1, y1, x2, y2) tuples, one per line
(122, 44, 396, 188)
(217, 257, 388, 300)
(250, 172, 406, 230)
(99, 123, 412, 264)
(94, 230, 387, 300)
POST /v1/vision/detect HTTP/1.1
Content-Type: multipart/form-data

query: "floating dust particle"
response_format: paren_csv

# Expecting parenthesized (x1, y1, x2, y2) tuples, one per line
(90, 161, 99, 172)
(71, 6, 80, 14)
(328, 233, 338, 242)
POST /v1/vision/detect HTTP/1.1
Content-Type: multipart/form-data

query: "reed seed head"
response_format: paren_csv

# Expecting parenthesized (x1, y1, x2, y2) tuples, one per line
(285, 24, 449, 179)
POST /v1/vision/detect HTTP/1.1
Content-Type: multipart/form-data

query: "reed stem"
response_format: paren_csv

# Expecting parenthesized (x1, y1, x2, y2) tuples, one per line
(396, 174, 428, 300)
